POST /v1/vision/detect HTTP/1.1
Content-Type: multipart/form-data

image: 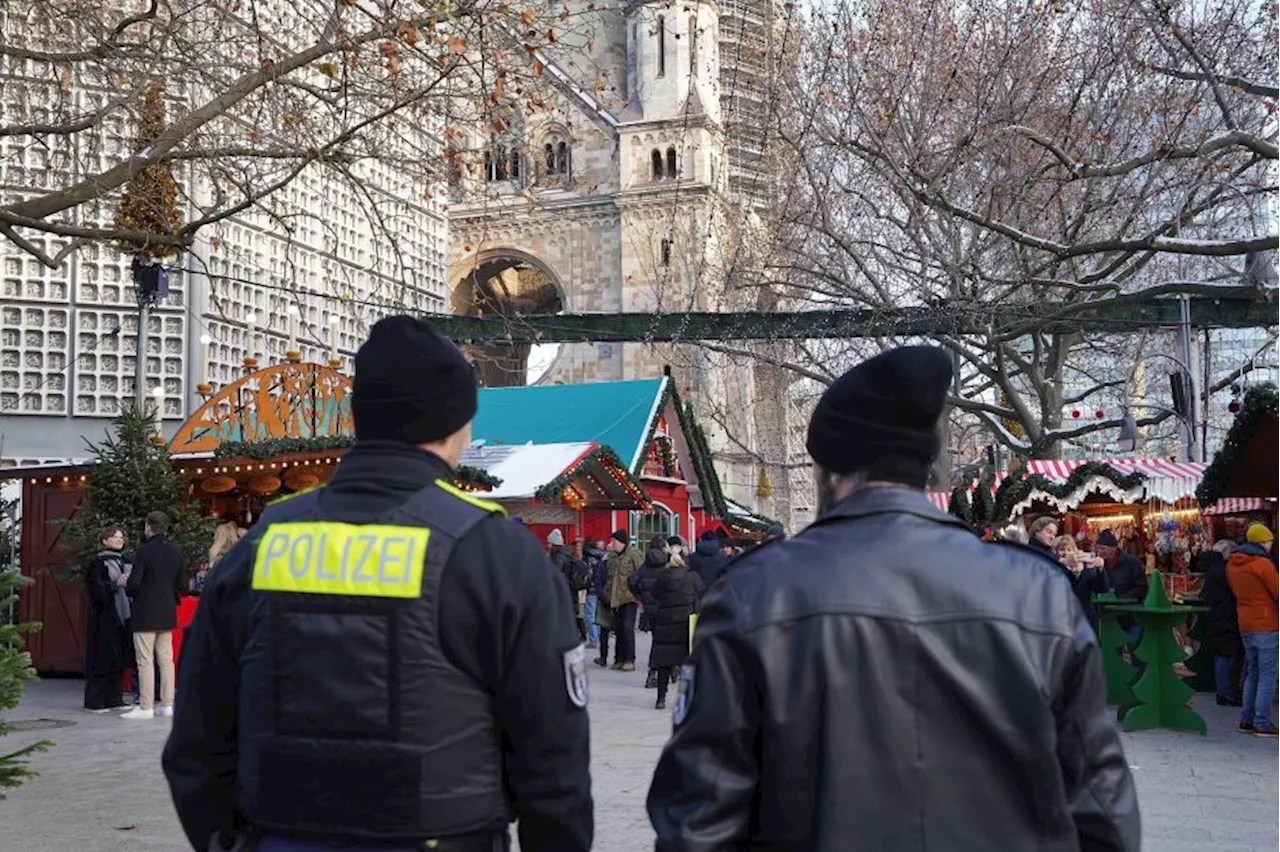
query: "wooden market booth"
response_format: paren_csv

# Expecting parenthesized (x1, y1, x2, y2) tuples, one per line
(1196, 383, 1279, 540)
(5, 362, 764, 673)
(935, 458, 1215, 596)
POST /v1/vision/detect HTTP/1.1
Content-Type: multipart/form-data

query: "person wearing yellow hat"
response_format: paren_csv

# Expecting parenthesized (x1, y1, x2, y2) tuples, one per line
(1228, 523, 1278, 737)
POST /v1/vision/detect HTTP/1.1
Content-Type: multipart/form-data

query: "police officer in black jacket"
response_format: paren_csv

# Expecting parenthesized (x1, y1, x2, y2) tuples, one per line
(163, 316, 592, 852)
(647, 346, 1140, 851)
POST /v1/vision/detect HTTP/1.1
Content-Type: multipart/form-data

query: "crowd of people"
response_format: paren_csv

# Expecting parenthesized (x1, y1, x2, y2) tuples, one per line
(1018, 511, 1278, 737)
(540, 524, 790, 710)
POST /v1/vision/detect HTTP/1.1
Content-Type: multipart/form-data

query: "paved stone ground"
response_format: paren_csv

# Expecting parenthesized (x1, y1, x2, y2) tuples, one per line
(2, 631, 1276, 851)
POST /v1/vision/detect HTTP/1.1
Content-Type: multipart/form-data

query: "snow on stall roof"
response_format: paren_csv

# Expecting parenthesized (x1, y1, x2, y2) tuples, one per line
(725, 500, 766, 522)
(460, 442, 596, 500)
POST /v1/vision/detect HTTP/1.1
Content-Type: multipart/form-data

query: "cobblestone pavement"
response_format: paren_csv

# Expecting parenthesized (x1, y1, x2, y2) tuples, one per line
(2, 631, 1276, 851)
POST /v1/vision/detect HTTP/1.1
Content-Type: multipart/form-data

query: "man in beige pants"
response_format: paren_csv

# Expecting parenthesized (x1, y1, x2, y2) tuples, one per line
(121, 511, 185, 720)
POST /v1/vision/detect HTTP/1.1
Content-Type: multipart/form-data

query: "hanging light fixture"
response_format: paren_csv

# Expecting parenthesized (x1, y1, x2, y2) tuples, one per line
(1117, 410, 1142, 454)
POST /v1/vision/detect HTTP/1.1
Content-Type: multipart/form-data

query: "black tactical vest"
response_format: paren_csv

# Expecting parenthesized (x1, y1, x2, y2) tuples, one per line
(234, 480, 508, 842)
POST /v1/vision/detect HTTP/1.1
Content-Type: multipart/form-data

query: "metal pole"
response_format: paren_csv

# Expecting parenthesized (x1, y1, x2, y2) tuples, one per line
(1176, 295, 1198, 462)
(135, 297, 150, 409)
(1201, 328, 1212, 461)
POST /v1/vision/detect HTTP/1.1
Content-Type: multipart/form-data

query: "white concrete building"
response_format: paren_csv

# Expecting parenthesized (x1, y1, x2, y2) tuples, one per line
(0, 28, 448, 466)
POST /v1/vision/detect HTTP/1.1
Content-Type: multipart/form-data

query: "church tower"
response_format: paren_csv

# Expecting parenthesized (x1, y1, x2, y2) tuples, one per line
(616, 2, 727, 375)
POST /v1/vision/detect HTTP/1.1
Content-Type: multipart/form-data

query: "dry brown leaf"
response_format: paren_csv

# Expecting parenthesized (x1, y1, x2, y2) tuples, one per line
(319, 61, 339, 78)
(448, 35, 467, 55)
(521, 9, 536, 24)
(400, 24, 423, 46)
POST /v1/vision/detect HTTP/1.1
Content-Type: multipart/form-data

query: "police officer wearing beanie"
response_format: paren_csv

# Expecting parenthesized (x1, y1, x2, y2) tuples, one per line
(164, 316, 592, 852)
(647, 346, 1140, 852)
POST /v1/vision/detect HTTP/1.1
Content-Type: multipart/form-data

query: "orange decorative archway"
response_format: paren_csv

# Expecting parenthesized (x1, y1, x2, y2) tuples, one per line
(169, 362, 353, 454)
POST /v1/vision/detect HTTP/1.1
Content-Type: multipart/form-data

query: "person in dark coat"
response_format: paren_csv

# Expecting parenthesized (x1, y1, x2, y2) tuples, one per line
(1097, 529, 1147, 601)
(583, 539, 608, 649)
(1201, 539, 1243, 705)
(647, 345, 1139, 851)
(1096, 527, 1148, 661)
(83, 524, 132, 712)
(630, 537, 667, 627)
(649, 554, 704, 710)
(121, 511, 185, 720)
(688, 531, 729, 588)
(547, 529, 584, 641)
(631, 538, 668, 688)
(163, 315, 592, 852)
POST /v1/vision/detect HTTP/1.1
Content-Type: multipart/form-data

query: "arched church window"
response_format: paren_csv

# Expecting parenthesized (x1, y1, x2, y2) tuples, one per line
(651, 149, 664, 180)
(657, 16, 666, 78)
(484, 109, 523, 185)
(540, 132, 572, 179)
(485, 143, 511, 182)
(666, 147, 678, 178)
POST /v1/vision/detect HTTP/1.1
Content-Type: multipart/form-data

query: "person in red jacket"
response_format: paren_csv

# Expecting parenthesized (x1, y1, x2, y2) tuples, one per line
(1227, 524, 1278, 737)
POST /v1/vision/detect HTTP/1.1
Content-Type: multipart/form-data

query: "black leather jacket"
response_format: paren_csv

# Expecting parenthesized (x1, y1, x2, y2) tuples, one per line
(647, 487, 1140, 852)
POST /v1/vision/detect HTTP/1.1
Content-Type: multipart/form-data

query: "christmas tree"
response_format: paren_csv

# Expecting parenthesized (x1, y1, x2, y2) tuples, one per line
(61, 408, 214, 579)
(1, 523, 50, 800)
(113, 83, 183, 258)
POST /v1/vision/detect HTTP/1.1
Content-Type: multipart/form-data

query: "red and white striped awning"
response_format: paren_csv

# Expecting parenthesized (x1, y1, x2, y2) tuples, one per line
(1203, 497, 1275, 516)
(937, 459, 1209, 517)
(925, 491, 951, 511)
(1021, 459, 1206, 504)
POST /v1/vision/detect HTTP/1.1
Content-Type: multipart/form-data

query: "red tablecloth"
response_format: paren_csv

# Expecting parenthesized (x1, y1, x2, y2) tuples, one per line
(122, 595, 200, 693)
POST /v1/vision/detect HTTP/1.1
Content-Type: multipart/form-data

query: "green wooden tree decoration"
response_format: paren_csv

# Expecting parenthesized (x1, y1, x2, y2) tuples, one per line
(60, 408, 214, 580)
(1092, 591, 1136, 706)
(0, 569, 51, 800)
(113, 83, 183, 258)
(1180, 609, 1218, 693)
(1115, 573, 1208, 734)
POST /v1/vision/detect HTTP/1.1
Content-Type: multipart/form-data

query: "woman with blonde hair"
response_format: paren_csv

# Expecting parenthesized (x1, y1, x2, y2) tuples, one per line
(208, 521, 245, 570)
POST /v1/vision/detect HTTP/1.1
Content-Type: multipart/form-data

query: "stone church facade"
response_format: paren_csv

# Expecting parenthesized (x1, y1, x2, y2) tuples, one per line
(447, 0, 807, 526)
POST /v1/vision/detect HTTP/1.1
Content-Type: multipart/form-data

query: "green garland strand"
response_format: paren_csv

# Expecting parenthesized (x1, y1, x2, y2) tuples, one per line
(215, 435, 355, 459)
(679, 400, 729, 518)
(212, 435, 501, 489)
(1196, 383, 1278, 506)
(950, 460, 1146, 527)
(533, 445, 647, 503)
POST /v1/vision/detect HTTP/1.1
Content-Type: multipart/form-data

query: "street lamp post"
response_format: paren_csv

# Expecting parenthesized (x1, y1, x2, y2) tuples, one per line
(1118, 351, 1199, 461)
(131, 256, 169, 410)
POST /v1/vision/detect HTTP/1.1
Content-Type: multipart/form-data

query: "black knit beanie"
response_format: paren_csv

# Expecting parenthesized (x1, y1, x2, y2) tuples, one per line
(351, 315, 478, 445)
(805, 346, 953, 488)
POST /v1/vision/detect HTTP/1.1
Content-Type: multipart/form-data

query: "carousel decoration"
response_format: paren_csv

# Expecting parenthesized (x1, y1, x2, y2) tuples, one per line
(169, 362, 354, 454)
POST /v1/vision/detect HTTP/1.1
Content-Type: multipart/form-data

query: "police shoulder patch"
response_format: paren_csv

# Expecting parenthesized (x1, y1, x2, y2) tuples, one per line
(563, 643, 589, 709)
(672, 662, 696, 726)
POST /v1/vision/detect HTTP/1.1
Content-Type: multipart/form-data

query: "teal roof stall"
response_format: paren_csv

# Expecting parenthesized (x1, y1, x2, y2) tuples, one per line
(472, 378, 667, 472)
